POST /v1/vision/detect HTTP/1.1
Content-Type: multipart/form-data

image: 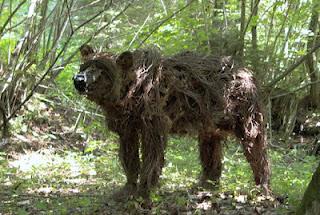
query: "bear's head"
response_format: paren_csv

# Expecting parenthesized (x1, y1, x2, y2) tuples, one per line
(73, 45, 134, 104)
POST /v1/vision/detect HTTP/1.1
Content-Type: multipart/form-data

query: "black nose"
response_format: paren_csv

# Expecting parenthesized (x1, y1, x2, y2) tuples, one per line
(73, 74, 86, 92)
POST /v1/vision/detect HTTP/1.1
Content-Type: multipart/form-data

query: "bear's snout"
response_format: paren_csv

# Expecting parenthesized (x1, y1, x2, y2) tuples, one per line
(73, 74, 86, 93)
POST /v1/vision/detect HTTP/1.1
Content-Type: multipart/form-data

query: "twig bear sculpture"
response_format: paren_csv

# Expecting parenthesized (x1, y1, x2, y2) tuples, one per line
(73, 45, 270, 200)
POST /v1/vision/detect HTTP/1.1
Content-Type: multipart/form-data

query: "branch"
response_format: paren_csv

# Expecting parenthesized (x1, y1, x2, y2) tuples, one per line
(0, 0, 6, 17)
(71, 0, 105, 13)
(61, 1, 134, 67)
(0, 0, 27, 37)
(242, 0, 260, 37)
(127, 14, 150, 49)
(271, 80, 320, 99)
(2, 19, 26, 33)
(6, 37, 72, 122)
(81, 0, 131, 41)
(138, 0, 195, 48)
(65, 0, 74, 34)
(267, 42, 320, 88)
(4, 1, 134, 123)
(73, 0, 114, 32)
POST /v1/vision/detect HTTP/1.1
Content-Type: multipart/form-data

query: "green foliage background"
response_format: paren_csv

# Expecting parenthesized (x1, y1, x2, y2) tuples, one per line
(0, 0, 319, 214)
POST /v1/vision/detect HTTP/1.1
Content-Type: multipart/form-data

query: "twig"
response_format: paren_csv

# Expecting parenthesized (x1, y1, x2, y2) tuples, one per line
(127, 14, 150, 49)
(60, 104, 104, 118)
(0, 0, 5, 17)
(14, 8, 60, 72)
(73, 112, 83, 132)
(271, 80, 320, 99)
(242, 0, 260, 38)
(160, 0, 168, 15)
(6, 41, 71, 122)
(1, 18, 26, 33)
(2, 2, 133, 125)
(73, 2, 109, 32)
(37, 93, 104, 118)
(44, 1, 131, 80)
(81, 1, 133, 45)
(59, 1, 134, 68)
(269, 142, 286, 150)
(138, 0, 195, 48)
(267, 42, 320, 88)
(71, 0, 106, 13)
(0, 0, 27, 37)
(65, 0, 74, 34)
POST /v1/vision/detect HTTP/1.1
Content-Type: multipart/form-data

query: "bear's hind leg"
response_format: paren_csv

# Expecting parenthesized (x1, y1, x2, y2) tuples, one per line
(198, 129, 224, 187)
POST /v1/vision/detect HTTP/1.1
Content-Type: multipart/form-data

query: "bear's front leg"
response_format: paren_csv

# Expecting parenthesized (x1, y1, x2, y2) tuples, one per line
(113, 128, 140, 201)
(138, 116, 167, 203)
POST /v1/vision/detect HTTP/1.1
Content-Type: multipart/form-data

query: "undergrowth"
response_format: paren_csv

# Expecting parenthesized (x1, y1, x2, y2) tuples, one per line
(0, 134, 318, 214)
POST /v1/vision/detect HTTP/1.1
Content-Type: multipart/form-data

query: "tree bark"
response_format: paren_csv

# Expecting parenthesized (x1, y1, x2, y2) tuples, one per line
(250, 0, 259, 73)
(239, 0, 246, 59)
(305, 1, 320, 109)
(296, 162, 320, 215)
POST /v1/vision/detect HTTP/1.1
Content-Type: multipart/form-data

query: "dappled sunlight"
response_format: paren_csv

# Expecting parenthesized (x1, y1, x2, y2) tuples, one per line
(9, 149, 61, 172)
(0, 136, 318, 214)
(9, 149, 96, 178)
(5, 149, 104, 196)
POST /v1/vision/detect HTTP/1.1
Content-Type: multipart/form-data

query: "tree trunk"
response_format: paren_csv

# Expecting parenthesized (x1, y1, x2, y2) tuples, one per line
(239, 0, 246, 59)
(250, 0, 259, 73)
(305, 1, 320, 109)
(296, 162, 320, 215)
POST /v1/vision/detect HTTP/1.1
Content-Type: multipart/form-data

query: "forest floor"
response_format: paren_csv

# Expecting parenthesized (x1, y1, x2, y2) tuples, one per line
(0, 94, 319, 214)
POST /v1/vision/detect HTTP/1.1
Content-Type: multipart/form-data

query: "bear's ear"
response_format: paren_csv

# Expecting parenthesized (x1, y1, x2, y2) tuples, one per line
(116, 51, 133, 70)
(80, 44, 94, 59)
